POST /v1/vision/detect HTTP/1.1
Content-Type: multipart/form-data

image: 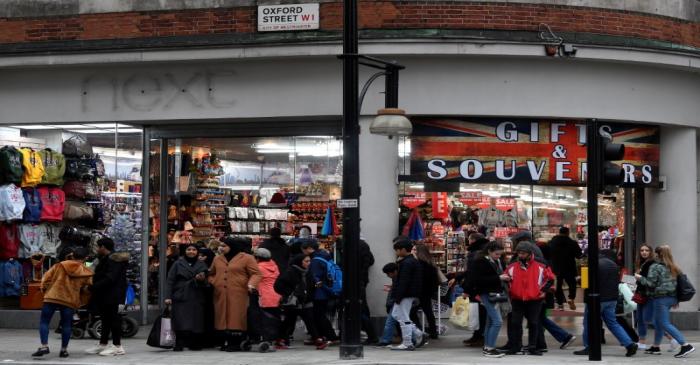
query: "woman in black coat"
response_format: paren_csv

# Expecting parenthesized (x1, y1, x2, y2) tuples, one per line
(197, 247, 220, 348)
(164, 243, 209, 351)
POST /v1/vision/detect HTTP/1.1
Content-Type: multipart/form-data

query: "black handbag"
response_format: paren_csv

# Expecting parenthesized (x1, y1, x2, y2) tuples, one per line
(147, 306, 174, 349)
(677, 273, 696, 302)
(488, 291, 510, 303)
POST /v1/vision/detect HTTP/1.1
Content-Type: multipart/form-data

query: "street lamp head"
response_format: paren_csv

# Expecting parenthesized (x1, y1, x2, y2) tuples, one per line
(369, 108, 412, 139)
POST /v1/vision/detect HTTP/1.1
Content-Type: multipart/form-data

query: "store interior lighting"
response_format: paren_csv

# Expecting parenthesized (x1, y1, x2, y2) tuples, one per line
(253, 139, 342, 157)
(9, 124, 142, 134)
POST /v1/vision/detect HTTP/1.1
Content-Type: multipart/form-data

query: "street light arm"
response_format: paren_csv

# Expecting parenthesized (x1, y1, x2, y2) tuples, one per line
(358, 71, 387, 115)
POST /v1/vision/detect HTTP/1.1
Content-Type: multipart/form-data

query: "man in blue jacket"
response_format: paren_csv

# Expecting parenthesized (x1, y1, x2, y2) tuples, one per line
(309, 249, 339, 346)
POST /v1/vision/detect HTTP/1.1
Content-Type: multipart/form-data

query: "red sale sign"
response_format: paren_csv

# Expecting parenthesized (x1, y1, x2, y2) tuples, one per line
(402, 193, 427, 209)
(477, 196, 492, 209)
(495, 198, 516, 211)
(459, 191, 482, 206)
(432, 192, 449, 219)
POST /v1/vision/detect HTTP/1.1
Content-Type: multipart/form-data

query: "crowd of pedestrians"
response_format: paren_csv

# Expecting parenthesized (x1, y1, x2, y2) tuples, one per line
(30, 227, 695, 360)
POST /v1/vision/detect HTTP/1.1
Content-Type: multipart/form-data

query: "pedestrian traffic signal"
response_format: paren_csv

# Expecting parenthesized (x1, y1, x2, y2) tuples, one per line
(599, 132, 625, 191)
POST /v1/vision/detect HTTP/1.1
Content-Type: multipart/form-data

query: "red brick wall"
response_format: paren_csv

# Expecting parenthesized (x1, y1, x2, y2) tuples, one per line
(0, 1, 697, 48)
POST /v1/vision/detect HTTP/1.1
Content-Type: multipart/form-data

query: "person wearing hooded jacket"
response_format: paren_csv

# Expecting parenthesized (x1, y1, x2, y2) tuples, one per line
(503, 241, 554, 356)
(208, 237, 261, 352)
(164, 243, 210, 351)
(84, 238, 130, 357)
(390, 239, 425, 351)
(32, 247, 93, 359)
(308, 249, 340, 345)
(274, 254, 322, 349)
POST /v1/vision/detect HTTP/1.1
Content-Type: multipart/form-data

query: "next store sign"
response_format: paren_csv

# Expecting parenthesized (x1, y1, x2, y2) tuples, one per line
(258, 4, 319, 32)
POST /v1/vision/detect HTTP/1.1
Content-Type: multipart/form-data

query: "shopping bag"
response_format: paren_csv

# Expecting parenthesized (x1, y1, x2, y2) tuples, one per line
(449, 296, 470, 328)
(160, 317, 176, 347)
(467, 302, 480, 331)
(147, 307, 175, 348)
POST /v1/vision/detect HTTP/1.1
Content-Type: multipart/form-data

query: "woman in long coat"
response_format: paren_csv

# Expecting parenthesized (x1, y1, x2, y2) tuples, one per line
(209, 237, 261, 352)
(164, 243, 209, 351)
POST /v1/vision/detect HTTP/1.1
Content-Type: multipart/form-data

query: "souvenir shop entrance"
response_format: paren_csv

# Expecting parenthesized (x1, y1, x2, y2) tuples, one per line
(396, 117, 660, 276)
(145, 120, 343, 319)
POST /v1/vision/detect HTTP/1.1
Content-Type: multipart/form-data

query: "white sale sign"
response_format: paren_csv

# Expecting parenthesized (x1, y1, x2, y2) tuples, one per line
(258, 4, 320, 31)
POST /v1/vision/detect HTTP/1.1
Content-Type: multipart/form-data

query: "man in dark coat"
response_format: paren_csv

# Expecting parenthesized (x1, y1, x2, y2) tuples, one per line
(85, 237, 129, 356)
(461, 233, 489, 347)
(548, 226, 582, 310)
(259, 227, 290, 273)
(390, 239, 425, 350)
(358, 239, 378, 344)
(573, 250, 637, 357)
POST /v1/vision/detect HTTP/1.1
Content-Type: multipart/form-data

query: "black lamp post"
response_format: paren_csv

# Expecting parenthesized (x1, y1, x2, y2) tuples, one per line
(339, 0, 409, 359)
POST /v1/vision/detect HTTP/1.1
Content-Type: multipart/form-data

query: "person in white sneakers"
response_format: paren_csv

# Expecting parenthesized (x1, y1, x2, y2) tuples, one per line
(389, 239, 425, 351)
(85, 238, 129, 356)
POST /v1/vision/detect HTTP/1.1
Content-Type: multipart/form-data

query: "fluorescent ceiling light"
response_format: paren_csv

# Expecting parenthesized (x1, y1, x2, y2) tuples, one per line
(408, 184, 424, 189)
(68, 129, 116, 134)
(9, 125, 56, 130)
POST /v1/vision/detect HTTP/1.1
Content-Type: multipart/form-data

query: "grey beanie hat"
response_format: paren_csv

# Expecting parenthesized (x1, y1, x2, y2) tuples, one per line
(514, 241, 536, 254)
(511, 230, 533, 243)
(254, 248, 272, 259)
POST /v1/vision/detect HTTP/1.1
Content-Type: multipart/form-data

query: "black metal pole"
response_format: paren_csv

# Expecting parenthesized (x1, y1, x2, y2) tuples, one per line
(586, 121, 602, 361)
(340, 0, 363, 359)
(385, 66, 399, 108)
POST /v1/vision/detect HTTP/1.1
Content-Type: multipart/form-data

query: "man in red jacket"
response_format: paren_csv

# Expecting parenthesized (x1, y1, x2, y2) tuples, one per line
(504, 241, 554, 356)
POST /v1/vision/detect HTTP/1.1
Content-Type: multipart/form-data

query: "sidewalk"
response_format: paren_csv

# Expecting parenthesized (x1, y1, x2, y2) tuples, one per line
(1, 318, 698, 365)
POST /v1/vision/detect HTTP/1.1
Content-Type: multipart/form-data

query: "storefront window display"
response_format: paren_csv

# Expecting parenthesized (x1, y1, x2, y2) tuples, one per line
(147, 135, 342, 304)
(397, 117, 641, 274)
(0, 124, 143, 310)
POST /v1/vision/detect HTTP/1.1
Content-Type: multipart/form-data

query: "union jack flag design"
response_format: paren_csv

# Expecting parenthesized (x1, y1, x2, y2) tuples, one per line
(407, 118, 659, 187)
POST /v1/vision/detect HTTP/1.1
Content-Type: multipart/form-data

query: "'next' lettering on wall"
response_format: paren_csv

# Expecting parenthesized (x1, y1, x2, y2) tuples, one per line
(80, 71, 236, 112)
(406, 118, 660, 187)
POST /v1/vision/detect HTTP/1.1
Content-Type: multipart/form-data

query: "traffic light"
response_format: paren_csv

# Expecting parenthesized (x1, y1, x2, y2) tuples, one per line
(599, 132, 625, 192)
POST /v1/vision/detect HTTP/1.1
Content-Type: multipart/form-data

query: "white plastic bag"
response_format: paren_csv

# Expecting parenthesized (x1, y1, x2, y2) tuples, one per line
(467, 302, 480, 331)
(159, 317, 176, 347)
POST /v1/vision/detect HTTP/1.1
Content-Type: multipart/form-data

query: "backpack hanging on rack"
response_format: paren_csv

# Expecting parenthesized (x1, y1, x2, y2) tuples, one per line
(62, 135, 93, 157)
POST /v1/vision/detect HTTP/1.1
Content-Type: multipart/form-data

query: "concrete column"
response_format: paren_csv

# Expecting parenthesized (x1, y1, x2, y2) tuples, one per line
(645, 126, 699, 329)
(359, 116, 399, 316)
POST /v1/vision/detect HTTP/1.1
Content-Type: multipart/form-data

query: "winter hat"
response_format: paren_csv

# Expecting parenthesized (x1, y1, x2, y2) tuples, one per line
(514, 241, 536, 254)
(511, 230, 533, 243)
(254, 248, 272, 259)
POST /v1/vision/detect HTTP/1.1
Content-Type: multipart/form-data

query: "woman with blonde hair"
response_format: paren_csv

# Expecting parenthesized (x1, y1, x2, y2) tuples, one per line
(635, 245, 695, 357)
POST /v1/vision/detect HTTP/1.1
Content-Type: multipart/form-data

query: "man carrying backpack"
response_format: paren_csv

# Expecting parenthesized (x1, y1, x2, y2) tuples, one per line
(309, 249, 340, 346)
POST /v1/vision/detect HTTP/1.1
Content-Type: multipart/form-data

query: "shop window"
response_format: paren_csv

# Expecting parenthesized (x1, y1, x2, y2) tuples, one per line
(148, 135, 343, 305)
(0, 123, 143, 310)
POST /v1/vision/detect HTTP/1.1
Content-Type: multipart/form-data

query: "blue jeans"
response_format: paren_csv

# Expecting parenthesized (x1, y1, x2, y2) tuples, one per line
(39, 303, 74, 349)
(543, 316, 570, 343)
(653, 296, 686, 345)
(480, 294, 503, 349)
(635, 300, 654, 340)
(582, 301, 633, 348)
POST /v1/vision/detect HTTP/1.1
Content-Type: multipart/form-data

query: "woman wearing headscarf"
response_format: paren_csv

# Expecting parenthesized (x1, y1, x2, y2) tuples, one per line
(208, 237, 261, 352)
(164, 243, 209, 351)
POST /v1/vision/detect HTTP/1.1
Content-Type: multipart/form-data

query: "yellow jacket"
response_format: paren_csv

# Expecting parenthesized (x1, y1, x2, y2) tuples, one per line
(41, 260, 94, 309)
(20, 148, 45, 187)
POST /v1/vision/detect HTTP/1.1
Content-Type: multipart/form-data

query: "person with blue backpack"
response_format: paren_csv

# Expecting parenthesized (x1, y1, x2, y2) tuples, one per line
(309, 249, 341, 347)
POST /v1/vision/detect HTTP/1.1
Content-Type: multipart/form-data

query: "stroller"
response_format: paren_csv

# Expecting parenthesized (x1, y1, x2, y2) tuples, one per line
(244, 291, 282, 353)
(59, 305, 139, 340)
